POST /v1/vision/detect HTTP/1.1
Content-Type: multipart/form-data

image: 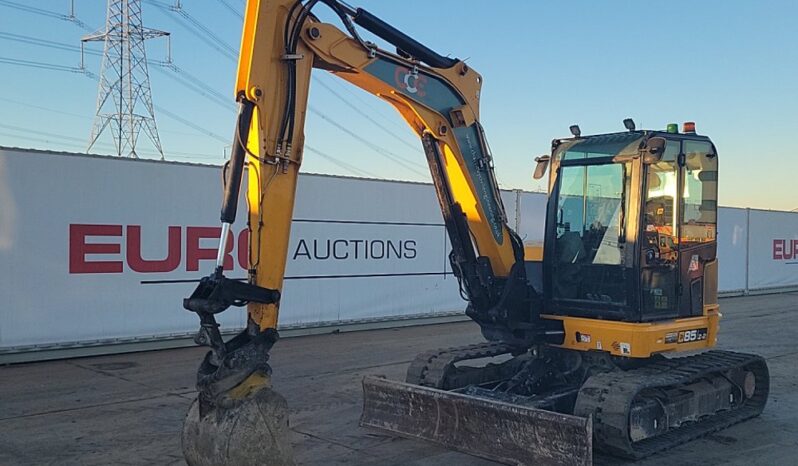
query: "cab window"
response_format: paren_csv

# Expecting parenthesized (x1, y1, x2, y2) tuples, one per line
(681, 141, 717, 244)
(644, 141, 680, 245)
(553, 163, 628, 304)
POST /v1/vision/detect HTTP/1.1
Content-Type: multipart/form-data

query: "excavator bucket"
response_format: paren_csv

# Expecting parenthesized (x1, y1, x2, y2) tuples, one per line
(361, 376, 592, 466)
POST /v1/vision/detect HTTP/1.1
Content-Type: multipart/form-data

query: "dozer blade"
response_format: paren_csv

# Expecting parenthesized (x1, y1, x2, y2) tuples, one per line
(361, 376, 592, 466)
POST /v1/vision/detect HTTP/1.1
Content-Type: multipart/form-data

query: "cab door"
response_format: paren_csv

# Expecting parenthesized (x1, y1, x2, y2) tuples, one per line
(676, 140, 718, 317)
(640, 141, 681, 320)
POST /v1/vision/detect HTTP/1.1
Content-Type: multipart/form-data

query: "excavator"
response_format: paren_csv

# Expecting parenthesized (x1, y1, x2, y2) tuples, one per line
(180, 1, 770, 465)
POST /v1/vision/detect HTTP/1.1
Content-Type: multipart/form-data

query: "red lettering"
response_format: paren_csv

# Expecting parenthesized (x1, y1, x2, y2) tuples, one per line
(238, 229, 249, 270)
(773, 239, 784, 260)
(69, 224, 252, 273)
(69, 224, 123, 273)
(186, 226, 234, 272)
(126, 226, 182, 273)
(786, 239, 795, 260)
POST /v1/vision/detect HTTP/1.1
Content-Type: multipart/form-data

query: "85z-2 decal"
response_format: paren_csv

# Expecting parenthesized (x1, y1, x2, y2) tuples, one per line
(665, 328, 708, 344)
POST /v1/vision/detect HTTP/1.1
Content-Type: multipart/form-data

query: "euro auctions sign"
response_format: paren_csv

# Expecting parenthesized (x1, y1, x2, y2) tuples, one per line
(68, 224, 249, 274)
(772, 239, 798, 262)
(0, 148, 463, 350)
(747, 209, 798, 289)
(68, 223, 435, 278)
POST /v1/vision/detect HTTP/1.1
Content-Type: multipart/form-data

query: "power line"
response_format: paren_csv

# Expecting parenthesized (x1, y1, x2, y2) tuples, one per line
(0, 128, 131, 154)
(162, 64, 231, 105)
(309, 106, 428, 178)
(305, 144, 379, 178)
(0, 56, 89, 74)
(151, 65, 233, 111)
(0, 123, 87, 144)
(0, 32, 234, 116)
(0, 1, 66, 20)
(171, 2, 237, 56)
(0, 0, 93, 32)
(134, 2, 426, 176)
(0, 96, 94, 120)
(146, 0, 237, 61)
(312, 76, 420, 152)
(322, 73, 415, 134)
(0, 130, 92, 151)
(0, 102, 383, 172)
(0, 32, 101, 58)
(0, 53, 230, 146)
(153, 104, 230, 144)
(0, 5, 425, 179)
(0, 59, 234, 161)
(0, 120, 223, 160)
(217, 0, 243, 20)
(0, 85, 218, 139)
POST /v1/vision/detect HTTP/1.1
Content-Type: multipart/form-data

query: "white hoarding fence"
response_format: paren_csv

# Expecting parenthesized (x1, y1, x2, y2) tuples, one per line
(517, 191, 547, 246)
(0, 147, 795, 359)
(716, 207, 748, 293)
(0, 148, 461, 353)
(747, 209, 798, 290)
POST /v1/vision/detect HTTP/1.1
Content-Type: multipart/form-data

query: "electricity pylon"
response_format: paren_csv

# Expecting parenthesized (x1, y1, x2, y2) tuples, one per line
(83, 0, 169, 159)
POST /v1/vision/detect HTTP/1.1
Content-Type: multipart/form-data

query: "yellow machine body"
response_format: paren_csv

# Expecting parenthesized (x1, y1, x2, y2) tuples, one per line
(182, 2, 769, 464)
(545, 309, 720, 358)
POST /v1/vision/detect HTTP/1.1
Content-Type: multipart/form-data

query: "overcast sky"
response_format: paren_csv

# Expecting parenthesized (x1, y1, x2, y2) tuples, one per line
(1, 0, 796, 211)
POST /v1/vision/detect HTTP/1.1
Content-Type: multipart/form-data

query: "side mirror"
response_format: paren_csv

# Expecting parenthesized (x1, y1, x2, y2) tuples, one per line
(533, 155, 551, 180)
(643, 137, 666, 164)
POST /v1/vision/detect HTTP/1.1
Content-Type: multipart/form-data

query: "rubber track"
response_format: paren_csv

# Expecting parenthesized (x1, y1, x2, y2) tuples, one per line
(574, 350, 770, 459)
(405, 342, 520, 388)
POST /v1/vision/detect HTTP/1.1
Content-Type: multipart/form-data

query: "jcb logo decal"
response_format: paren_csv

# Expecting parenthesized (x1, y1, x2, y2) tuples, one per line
(394, 66, 427, 97)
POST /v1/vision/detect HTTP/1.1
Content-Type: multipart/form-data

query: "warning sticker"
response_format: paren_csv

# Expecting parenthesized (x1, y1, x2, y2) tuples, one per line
(689, 254, 700, 272)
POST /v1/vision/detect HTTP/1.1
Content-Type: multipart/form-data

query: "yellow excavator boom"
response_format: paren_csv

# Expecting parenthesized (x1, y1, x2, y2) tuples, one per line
(182, 1, 543, 463)
(235, 0, 525, 333)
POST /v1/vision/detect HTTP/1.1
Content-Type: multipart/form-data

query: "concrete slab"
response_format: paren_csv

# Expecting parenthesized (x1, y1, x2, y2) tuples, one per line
(1, 292, 796, 465)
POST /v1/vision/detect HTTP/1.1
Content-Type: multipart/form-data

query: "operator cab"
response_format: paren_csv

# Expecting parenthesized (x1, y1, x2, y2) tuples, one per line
(539, 122, 718, 323)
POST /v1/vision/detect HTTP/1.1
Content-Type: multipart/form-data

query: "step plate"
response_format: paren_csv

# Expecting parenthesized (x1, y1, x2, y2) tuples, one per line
(361, 376, 592, 466)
